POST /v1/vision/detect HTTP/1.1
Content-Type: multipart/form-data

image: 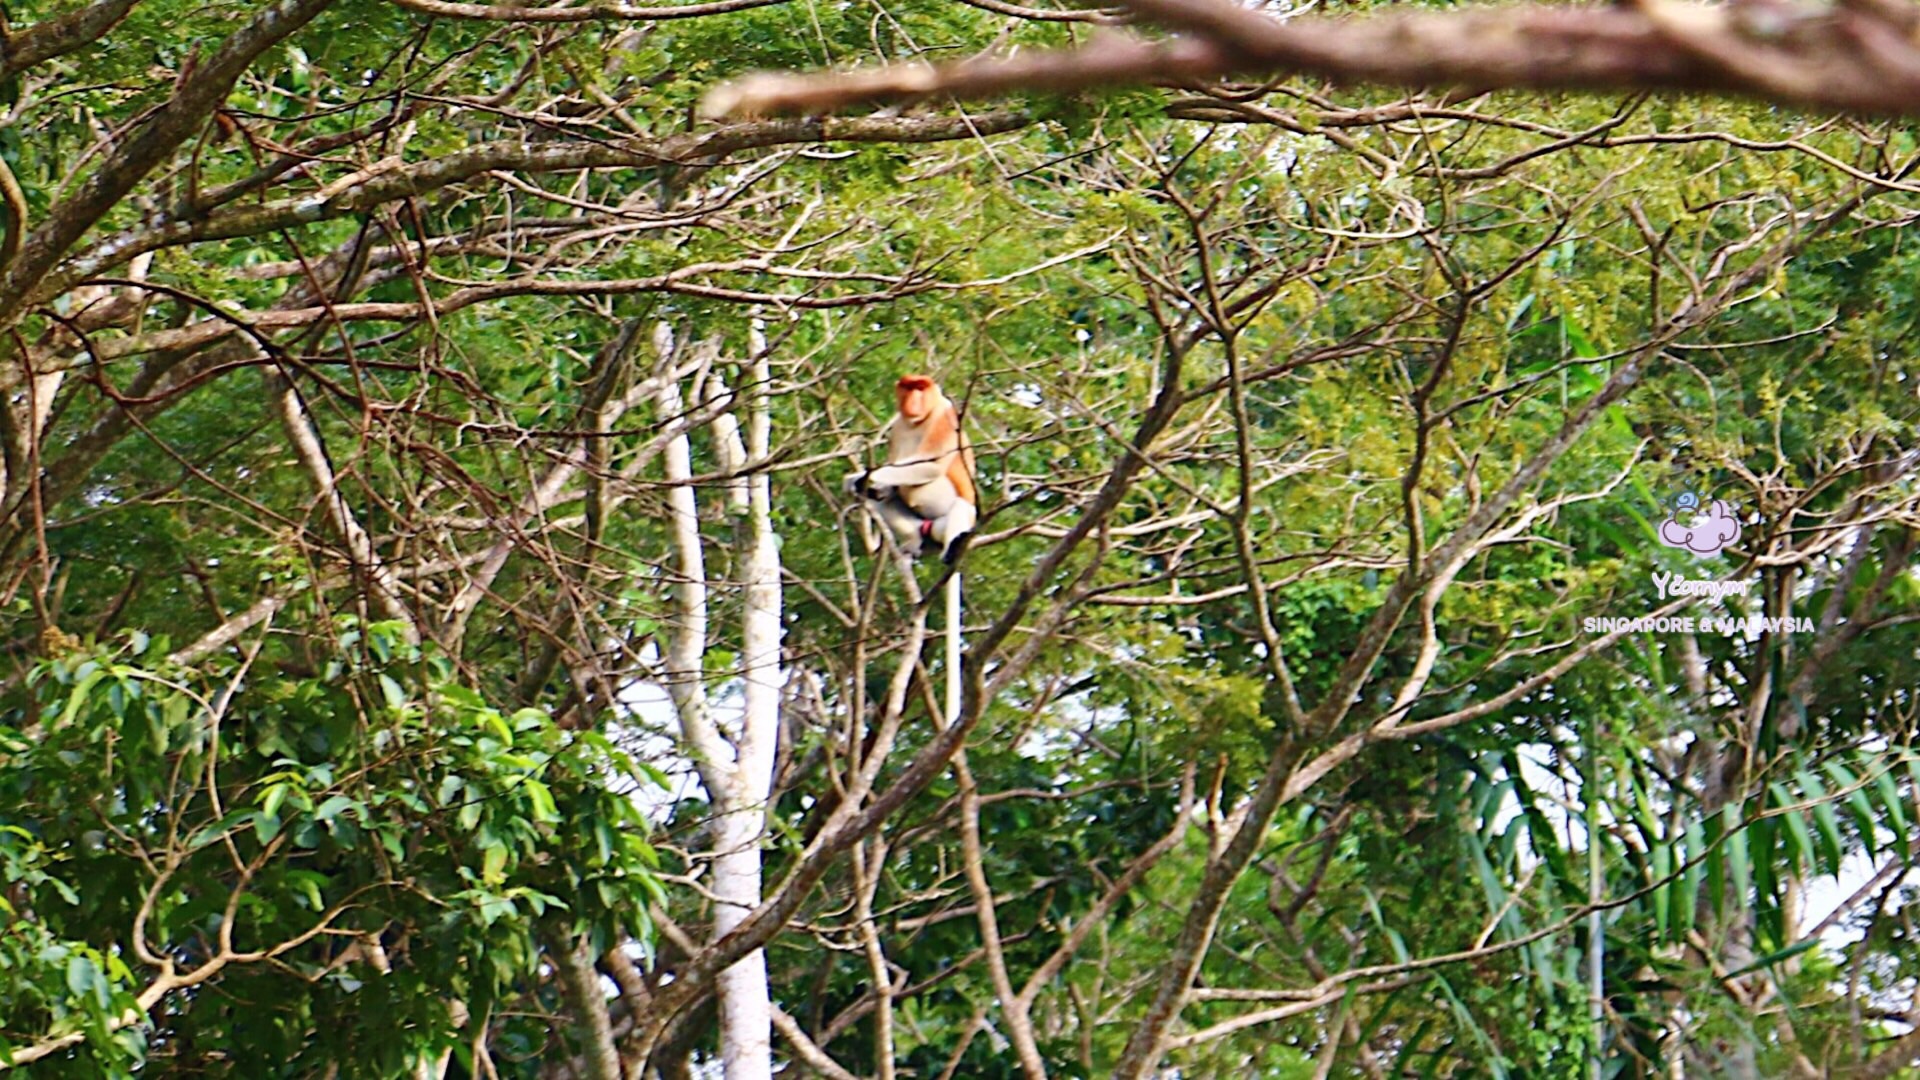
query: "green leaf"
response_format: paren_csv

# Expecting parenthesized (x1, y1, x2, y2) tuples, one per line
(1726, 819, 1751, 910)
(314, 795, 358, 823)
(1724, 938, 1821, 979)
(188, 808, 259, 851)
(1826, 761, 1881, 854)
(262, 783, 290, 823)
(287, 870, 328, 911)
(1797, 769, 1845, 875)
(1651, 839, 1671, 937)
(378, 673, 407, 710)
(1872, 766, 1907, 838)
(1772, 783, 1816, 875)
(46, 876, 79, 906)
(66, 953, 107, 1008)
(1678, 817, 1703, 935)
(59, 668, 107, 729)
(524, 780, 560, 825)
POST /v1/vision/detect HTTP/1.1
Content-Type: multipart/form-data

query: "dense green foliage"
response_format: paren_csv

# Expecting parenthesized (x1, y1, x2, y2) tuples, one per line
(0, 0, 1917, 1076)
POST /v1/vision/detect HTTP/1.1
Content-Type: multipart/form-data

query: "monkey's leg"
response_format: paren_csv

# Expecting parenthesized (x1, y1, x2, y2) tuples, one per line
(848, 471, 926, 557)
(929, 500, 976, 565)
(867, 495, 929, 558)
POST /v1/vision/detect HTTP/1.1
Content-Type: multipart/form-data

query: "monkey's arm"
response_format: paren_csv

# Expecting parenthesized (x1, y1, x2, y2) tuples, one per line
(865, 457, 954, 488)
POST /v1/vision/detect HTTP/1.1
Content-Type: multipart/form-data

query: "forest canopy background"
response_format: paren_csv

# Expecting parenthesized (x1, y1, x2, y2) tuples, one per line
(1, 0, 1919, 1076)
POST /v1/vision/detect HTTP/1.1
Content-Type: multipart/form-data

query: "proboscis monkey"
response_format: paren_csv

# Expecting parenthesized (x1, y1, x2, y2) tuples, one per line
(845, 374, 977, 564)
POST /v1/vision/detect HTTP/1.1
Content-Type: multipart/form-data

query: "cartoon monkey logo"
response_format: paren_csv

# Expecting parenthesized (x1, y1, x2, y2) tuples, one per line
(1656, 491, 1741, 557)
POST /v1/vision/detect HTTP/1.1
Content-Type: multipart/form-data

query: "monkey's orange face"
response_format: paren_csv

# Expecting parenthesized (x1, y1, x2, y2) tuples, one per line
(895, 375, 936, 421)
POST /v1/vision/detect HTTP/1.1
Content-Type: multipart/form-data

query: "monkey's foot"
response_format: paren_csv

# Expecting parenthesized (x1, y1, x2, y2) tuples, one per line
(940, 530, 973, 565)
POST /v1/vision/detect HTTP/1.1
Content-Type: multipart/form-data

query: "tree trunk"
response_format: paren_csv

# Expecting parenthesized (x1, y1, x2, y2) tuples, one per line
(713, 332, 783, 1080)
(658, 324, 782, 1080)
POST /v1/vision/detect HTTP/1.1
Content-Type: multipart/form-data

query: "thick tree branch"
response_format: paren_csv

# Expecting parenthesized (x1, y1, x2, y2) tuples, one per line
(705, 0, 1920, 120)
(552, 936, 624, 1080)
(0, 0, 338, 330)
(392, 0, 788, 19)
(0, 0, 142, 80)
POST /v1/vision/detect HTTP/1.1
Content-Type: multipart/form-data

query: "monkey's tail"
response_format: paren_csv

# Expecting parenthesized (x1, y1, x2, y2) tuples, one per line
(944, 570, 962, 728)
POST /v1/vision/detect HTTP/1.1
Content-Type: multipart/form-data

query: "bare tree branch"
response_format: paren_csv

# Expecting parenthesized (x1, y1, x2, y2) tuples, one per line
(36, 113, 1030, 307)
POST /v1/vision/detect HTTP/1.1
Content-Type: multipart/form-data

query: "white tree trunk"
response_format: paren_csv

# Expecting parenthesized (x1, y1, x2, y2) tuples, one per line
(711, 329, 782, 1080)
(657, 323, 782, 1080)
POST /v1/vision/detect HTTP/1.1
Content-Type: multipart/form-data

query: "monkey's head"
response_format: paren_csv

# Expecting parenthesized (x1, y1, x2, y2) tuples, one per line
(895, 374, 940, 422)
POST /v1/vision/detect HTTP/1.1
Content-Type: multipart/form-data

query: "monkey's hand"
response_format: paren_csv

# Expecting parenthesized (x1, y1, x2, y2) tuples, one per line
(844, 471, 892, 502)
